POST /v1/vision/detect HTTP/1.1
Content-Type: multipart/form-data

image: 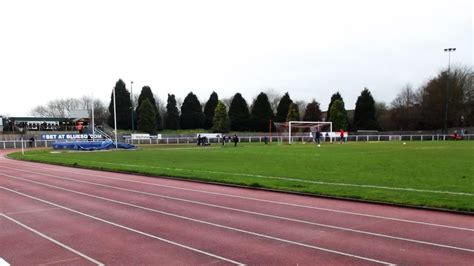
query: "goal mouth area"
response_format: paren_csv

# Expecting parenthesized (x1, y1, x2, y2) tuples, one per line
(272, 121, 333, 144)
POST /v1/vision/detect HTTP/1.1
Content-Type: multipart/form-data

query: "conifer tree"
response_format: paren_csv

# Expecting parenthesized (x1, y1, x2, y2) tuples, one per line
(326, 92, 342, 122)
(286, 103, 300, 122)
(303, 100, 322, 121)
(203, 92, 218, 130)
(329, 99, 348, 131)
(275, 92, 292, 122)
(136, 86, 162, 131)
(353, 88, 379, 130)
(212, 101, 230, 133)
(108, 79, 132, 129)
(164, 94, 180, 130)
(137, 99, 157, 134)
(228, 93, 250, 131)
(180, 92, 204, 129)
(249, 92, 274, 132)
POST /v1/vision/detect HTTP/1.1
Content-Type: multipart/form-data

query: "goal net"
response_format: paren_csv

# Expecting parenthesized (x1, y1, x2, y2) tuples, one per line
(273, 121, 333, 144)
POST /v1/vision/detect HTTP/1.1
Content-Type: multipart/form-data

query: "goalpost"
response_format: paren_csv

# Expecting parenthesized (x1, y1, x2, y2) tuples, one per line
(288, 121, 332, 144)
(270, 121, 334, 144)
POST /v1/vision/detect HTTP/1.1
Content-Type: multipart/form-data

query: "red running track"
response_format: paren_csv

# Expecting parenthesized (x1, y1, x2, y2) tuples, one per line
(0, 150, 473, 265)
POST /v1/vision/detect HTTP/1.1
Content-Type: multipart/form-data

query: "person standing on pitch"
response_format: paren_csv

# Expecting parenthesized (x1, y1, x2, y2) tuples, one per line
(315, 130, 321, 146)
(232, 134, 239, 147)
(339, 129, 345, 144)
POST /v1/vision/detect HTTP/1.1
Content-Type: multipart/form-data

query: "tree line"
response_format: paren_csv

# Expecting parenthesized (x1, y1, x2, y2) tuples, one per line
(29, 66, 473, 133)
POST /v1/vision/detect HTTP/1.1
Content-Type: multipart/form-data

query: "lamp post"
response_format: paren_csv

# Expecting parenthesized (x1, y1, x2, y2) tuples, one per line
(443, 48, 456, 135)
(131, 81, 134, 132)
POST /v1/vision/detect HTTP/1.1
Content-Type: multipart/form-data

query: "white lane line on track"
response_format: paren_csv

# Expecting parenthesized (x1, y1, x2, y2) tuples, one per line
(7, 207, 60, 215)
(0, 258, 10, 266)
(3, 172, 473, 254)
(0, 178, 393, 265)
(39, 257, 80, 265)
(2, 163, 472, 232)
(0, 187, 244, 266)
(0, 213, 104, 266)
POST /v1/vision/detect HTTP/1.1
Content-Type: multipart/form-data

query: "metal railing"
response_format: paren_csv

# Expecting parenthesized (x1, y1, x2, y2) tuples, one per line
(124, 134, 474, 145)
(0, 139, 56, 149)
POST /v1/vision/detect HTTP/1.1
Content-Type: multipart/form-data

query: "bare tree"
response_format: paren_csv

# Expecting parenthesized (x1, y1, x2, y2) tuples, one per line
(221, 96, 234, 108)
(294, 100, 306, 120)
(389, 84, 421, 130)
(374, 101, 390, 130)
(29, 96, 108, 125)
(263, 88, 282, 114)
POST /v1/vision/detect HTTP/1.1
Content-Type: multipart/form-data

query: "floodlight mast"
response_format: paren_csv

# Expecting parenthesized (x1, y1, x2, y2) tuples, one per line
(288, 121, 332, 144)
(443, 48, 456, 135)
(113, 87, 118, 149)
(91, 94, 95, 141)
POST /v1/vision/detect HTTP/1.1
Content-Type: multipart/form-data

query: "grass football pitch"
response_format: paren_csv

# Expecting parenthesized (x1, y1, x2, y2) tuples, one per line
(9, 141, 474, 212)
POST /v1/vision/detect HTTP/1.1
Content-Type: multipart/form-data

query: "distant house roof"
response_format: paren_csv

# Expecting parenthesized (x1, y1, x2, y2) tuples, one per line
(8, 117, 72, 122)
(321, 109, 355, 121)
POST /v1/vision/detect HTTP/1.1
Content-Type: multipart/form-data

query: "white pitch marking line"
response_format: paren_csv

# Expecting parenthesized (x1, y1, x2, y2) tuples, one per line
(0, 213, 104, 266)
(0, 180, 393, 265)
(3, 172, 474, 254)
(85, 160, 474, 196)
(0, 187, 244, 265)
(3, 163, 472, 232)
(6, 159, 471, 196)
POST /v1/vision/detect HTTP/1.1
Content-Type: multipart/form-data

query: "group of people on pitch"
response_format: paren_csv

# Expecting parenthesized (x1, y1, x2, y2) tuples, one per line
(314, 129, 346, 145)
(197, 134, 240, 147)
(222, 134, 239, 147)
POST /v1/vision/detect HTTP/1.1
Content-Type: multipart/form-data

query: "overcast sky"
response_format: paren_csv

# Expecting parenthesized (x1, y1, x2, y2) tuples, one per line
(0, 0, 472, 117)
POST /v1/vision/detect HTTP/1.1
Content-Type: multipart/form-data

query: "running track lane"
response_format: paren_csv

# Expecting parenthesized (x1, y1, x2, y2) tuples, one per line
(0, 151, 473, 265)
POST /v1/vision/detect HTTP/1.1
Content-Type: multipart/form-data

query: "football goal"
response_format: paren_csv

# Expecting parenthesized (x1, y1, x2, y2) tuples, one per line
(273, 121, 333, 144)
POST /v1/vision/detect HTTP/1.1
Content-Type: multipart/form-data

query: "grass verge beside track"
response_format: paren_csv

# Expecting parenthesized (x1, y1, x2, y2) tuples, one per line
(8, 141, 474, 212)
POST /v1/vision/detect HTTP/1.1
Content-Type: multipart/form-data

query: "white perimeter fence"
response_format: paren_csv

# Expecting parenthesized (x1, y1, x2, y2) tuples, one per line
(126, 133, 473, 145)
(0, 134, 473, 149)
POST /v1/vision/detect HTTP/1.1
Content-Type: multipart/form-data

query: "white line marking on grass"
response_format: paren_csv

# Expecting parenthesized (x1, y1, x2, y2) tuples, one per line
(0, 213, 104, 266)
(4, 172, 474, 253)
(8, 157, 472, 196)
(3, 163, 473, 232)
(0, 187, 244, 266)
(143, 147, 220, 151)
(0, 177, 393, 265)
(81, 161, 474, 197)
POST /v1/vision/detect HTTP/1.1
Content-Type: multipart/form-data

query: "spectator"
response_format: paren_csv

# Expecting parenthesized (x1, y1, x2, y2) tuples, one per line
(339, 129, 345, 144)
(315, 130, 321, 145)
(232, 134, 239, 147)
(29, 136, 35, 148)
